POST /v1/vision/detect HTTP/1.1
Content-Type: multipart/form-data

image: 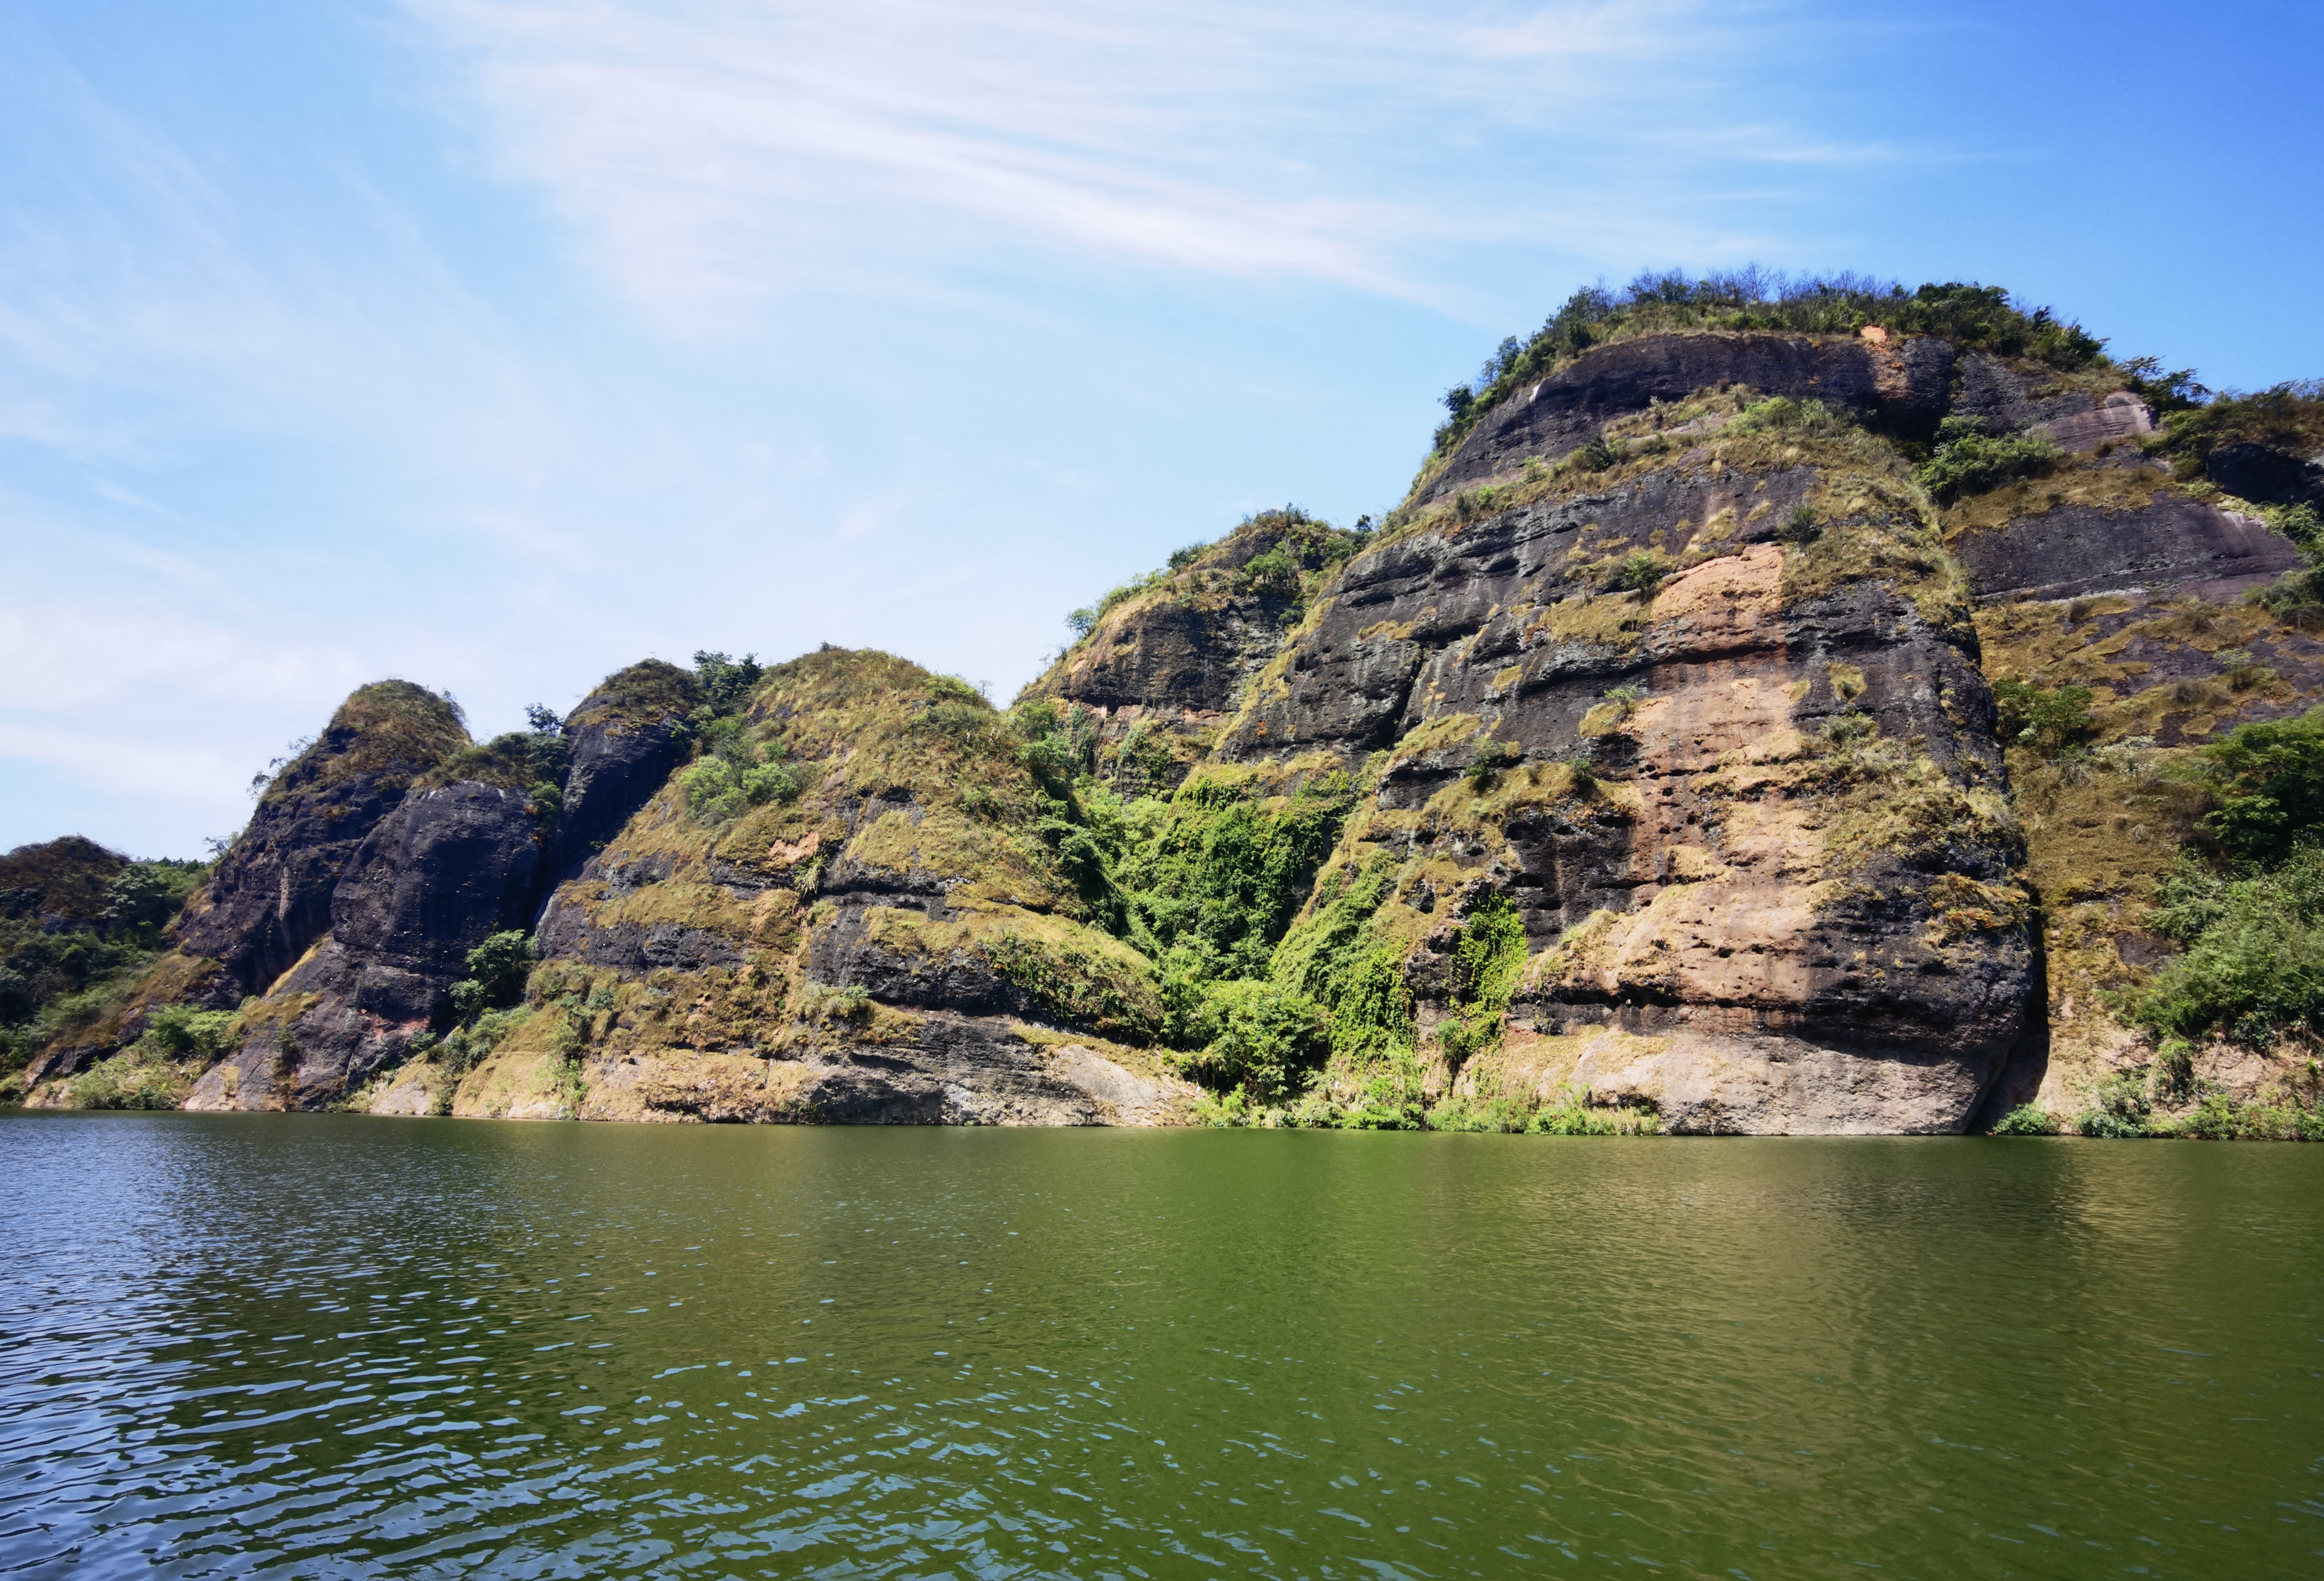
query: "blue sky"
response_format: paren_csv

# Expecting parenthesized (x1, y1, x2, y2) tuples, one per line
(4, 0, 2320, 858)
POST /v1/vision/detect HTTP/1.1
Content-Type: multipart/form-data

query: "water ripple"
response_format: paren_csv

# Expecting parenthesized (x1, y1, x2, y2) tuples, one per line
(1, 1117, 2320, 1578)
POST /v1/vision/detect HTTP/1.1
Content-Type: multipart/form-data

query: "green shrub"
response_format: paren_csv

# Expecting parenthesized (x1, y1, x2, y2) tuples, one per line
(1778, 503, 1820, 544)
(1426, 1092, 1536, 1132)
(1239, 546, 1301, 595)
(1574, 434, 1619, 472)
(691, 651, 763, 714)
(66, 1051, 189, 1111)
(1612, 551, 1670, 597)
(2252, 572, 2324, 632)
(136, 1006, 235, 1061)
(1343, 1045, 1428, 1130)
(2133, 845, 2324, 1045)
(1915, 416, 2056, 503)
(1988, 1102, 2060, 1136)
(2159, 1089, 2324, 1141)
(1173, 979, 1327, 1103)
(2074, 1072, 2153, 1138)
(2147, 380, 2324, 480)
(684, 714, 803, 823)
(2182, 705, 2324, 864)
(449, 930, 533, 1022)
(440, 1006, 527, 1075)
(100, 860, 209, 944)
(1992, 680, 2096, 756)
(550, 1007, 589, 1063)
(1465, 738, 1520, 793)
(1527, 1082, 1661, 1135)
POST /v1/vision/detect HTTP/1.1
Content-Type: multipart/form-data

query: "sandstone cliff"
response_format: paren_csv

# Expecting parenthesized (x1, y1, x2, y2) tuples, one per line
(19, 277, 2323, 1136)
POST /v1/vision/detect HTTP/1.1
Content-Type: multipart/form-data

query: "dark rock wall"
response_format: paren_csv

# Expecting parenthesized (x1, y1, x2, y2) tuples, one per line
(176, 740, 451, 997)
(1420, 332, 1955, 504)
(178, 664, 698, 1110)
(170, 680, 473, 1006)
(202, 783, 546, 1108)
(1953, 492, 2299, 604)
(542, 662, 702, 890)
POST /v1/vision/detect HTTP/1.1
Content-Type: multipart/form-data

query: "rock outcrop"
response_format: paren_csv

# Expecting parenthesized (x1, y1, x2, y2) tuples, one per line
(174, 665, 698, 1110)
(32, 301, 2324, 1135)
(1417, 330, 1955, 505)
(509, 648, 1195, 1125)
(174, 682, 471, 999)
(543, 660, 703, 889)
(189, 782, 548, 1110)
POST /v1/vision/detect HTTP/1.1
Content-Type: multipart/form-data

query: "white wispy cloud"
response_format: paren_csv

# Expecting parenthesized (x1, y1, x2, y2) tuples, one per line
(402, 0, 1838, 327)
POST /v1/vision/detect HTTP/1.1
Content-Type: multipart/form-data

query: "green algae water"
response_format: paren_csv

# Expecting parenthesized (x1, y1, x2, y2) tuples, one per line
(1, 1117, 2319, 1579)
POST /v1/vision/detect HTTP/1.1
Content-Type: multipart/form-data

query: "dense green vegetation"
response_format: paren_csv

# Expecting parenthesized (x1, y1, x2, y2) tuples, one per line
(2251, 504, 2324, 631)
(2117, 708, 2324, 1063)
(1431, 271, 2107, 459)
(672, 650, 812, 824)
(1999, 707, 2324, 1139)
(0, 838, 211, 1081)
(1914, 415, 2058, 504)
(449, 930, 534, 1022)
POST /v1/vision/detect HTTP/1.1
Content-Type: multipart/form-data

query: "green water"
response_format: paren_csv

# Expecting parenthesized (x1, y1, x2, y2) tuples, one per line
(1, 1116, 2318, 1578)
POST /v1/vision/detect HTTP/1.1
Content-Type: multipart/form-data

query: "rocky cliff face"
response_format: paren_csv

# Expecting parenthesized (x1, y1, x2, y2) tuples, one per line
(513, 649, 1190, 1126)
(543, 660, 703, 886)
(168, 667, 691, 1111)
(30, 302, 2324, 1135)
(1416, 331, 1955, 505)
(174, 681, 469, 1001)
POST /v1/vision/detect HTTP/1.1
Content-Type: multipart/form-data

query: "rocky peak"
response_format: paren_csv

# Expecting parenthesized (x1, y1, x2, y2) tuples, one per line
(545, 659, 704, 888)
(174, 680, 471, 997)
(1022, 509, 1368, 793)
(0, 836, 130, 927)
(1418, 330, 1956, 506)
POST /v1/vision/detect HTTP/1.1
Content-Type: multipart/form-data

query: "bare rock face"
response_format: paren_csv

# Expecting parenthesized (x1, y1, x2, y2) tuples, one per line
(1946, 351, 2106, 434)
(189, 782, 547, 1110)
(543, 660, 703, 890)
(1235, 406, 2030, 1131)
(1420, 331, 1955, 505)
(2205, 441, 2324, 508)
(551, 1029, 1193, 1126)
(1952, 490, 2300, 604)
(175, 681, 468, 997)
(2033, 391, 2155, 453)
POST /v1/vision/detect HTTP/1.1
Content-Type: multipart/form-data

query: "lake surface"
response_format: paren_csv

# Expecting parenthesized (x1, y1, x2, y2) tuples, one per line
(0, 1117, 2318, 1580)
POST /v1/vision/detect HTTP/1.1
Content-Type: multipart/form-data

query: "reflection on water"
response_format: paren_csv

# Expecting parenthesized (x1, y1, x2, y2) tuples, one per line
(0, 1115, 2319, 1578)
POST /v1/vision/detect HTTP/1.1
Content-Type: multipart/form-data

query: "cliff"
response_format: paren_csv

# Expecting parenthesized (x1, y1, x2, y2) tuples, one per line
(15, 275, 2324, 1135)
